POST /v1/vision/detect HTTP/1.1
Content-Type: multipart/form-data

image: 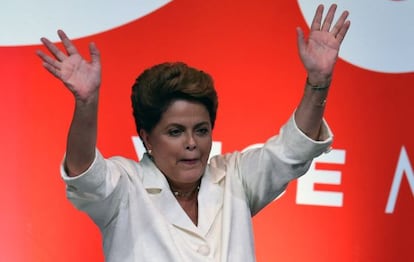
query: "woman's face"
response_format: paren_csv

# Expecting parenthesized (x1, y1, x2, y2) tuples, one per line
(140, 99, 213, 187)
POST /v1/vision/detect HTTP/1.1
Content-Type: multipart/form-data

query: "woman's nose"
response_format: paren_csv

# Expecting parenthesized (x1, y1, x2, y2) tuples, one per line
(186, 144, 196, 150)
(185, 134, 197, 150)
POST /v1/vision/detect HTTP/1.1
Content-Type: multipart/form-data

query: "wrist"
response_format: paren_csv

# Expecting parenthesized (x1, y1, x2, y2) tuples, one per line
(306, 77, 330, 91)
(75, 90, 100, 105)
(306, 73, 332, 89)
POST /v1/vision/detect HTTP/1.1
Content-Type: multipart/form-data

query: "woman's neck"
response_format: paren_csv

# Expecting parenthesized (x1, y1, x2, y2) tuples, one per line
(168, 179, 201, 199)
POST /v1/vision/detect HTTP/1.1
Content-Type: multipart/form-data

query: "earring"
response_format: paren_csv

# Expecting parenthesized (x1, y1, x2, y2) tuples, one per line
(147, 149, 153, 160)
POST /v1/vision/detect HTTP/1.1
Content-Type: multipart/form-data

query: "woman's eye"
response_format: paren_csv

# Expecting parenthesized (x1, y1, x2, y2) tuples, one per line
(196, 128, 210, 136)
(168, 129, 182, 137)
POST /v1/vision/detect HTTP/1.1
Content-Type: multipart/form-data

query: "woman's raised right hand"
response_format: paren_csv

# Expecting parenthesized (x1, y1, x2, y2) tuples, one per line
(37, 30, 101, 102)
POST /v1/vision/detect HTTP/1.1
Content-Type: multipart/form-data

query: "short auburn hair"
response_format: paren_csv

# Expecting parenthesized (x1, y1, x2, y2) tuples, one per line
(131, 62, 218, 135)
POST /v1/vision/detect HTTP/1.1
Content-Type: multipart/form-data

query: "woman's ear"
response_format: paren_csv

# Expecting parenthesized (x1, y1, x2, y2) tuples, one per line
(139, 129, 151, 150)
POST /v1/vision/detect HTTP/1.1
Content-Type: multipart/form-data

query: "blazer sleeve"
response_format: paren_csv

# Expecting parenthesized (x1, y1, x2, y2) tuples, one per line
(61, 149, 140, 228)
(237, 114, 333, 215)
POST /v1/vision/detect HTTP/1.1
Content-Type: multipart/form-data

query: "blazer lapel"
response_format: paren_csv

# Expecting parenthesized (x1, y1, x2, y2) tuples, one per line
(197, 165, 225, 236)
(141, 155, 199, 233)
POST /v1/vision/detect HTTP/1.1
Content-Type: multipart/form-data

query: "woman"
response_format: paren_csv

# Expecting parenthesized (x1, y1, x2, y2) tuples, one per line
(37, 4, 350, 262)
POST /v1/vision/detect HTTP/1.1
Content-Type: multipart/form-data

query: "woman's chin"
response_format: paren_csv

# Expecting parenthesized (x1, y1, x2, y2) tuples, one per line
(177, 169, 204, 184)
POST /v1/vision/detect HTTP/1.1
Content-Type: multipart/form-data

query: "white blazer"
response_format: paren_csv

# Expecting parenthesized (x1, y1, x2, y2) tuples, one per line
(62, 115, 333, 262)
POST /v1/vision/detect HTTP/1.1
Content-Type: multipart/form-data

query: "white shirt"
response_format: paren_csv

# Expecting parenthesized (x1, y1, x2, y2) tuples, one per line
(62, 115, 333, 262)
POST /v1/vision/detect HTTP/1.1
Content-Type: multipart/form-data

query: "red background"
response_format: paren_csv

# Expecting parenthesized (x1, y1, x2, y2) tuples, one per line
(1, 0, 413, 261)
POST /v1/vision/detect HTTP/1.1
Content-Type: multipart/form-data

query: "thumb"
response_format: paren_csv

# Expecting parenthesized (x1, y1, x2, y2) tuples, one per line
(296, 27, 306, 54)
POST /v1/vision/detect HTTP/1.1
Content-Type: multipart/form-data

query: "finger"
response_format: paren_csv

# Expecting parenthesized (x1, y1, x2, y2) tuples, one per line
(36, 50, 63, 79)
(36, 49, 62, 69)
(336, 20, 351, 44)
(310, 4, 324, 31)
(40, 37, 66, 61)
(58, 30, 79, 56)
(321, 4, 337, 32)
(89, 42, 101, 65)
(330, 10, 350, 37)
(41, 61, 62, 79)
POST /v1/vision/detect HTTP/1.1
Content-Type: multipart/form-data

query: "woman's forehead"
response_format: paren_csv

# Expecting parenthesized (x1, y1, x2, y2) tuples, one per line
(160, 100, 210, 125)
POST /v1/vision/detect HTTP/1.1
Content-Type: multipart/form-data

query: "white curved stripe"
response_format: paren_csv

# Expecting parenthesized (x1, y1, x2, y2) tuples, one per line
(297, 0, 414, 73)
(0, 0, 171, 46)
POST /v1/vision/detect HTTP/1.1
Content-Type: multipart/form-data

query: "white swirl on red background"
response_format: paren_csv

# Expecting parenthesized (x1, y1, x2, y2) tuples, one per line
(0, 0, 171, 46)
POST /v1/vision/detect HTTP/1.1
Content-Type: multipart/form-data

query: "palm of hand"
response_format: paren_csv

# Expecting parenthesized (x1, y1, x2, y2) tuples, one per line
(60, 54, 101, 101)
(301, 31, 340, 78)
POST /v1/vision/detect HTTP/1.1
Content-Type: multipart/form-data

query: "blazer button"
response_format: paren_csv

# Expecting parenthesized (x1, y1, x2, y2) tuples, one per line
(197, 245, 210, 256)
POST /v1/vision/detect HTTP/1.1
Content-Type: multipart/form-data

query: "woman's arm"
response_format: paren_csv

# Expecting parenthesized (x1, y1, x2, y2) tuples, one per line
(37, 30, 102, 176)
(295, 4, 350, 140)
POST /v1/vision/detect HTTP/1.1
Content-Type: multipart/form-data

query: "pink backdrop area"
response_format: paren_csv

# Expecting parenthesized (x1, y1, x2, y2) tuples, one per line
(1, 0, 413, 261)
